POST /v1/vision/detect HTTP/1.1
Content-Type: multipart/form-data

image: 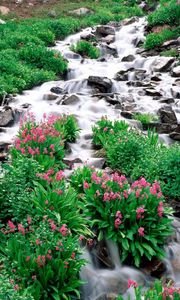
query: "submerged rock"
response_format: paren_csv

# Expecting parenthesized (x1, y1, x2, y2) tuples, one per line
(121, 55, 135, 62)
(50, 87, 64, 94)
(62, 94, 80, 105)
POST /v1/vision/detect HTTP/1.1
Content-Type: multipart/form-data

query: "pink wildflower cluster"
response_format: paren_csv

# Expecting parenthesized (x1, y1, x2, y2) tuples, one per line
(136, 206, 145, 219)
(47, 219, 68, 236)
(158, 201, 164, 218)
(15, 113, 64, 158)
(150, 181, 162, 197)
(163, 286, 180, 299)
(36, 169, 65, 183)
(127, 279, 138, 288)
(114, 210, 122, 229)
(138, 227, 144, 237)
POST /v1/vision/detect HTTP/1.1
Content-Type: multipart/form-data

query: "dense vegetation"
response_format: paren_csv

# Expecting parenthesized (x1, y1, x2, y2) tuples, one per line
(0, 0, 143, 101)
(144, 0, 180, 50)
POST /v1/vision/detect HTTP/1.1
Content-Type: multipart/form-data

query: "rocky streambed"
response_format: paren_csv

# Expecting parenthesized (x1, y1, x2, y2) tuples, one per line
(0, 16, 180, 299)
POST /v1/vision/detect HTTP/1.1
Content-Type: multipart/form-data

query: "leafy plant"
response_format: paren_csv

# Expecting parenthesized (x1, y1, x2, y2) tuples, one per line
(71, 40, 100, 59)
(117, 279, 180, 300)
(82, 170, 173, 266)
(134, 113, 158, 125)
(144, 27, 180, 50)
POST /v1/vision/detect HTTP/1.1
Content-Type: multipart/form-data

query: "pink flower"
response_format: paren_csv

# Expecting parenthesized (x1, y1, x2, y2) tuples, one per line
(14, 284, 19, 291)
(71, 252, 76, 259)
(79, 235, 84, 241)
(36, 239, 41, 246)
(83, 181, 90, 189)
(7, 220, 16, 231)
(158, 201, 164, 217)
(114, 218, 122, 229)
(123, 190, 128, 199)
(136, 207, 145, 219)
(116, 211, 122, 219)
(46, 254, 52, 260)
(103, 192, 110, 201)
(32, 275, 37, 281)
(56, 170, 64, 181)
(59, 224, 68, 236)
(103, 127, 108, 132)
(138, 227, 144, 237)
(18, 224, 25, 235)
(127, 279, 138, 288)
(91, 172, 101, 184)
(26, 256, 31, 262)
(27, 216, 32, 225)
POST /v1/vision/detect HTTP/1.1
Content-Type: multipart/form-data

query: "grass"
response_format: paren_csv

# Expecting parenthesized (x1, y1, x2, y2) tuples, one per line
(71, 40, 100, 59)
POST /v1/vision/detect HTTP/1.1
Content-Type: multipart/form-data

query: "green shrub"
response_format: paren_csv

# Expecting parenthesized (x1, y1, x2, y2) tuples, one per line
(82, 170, 172, 266)
(71, 40, 100, 59)
(134, 113, 158, 125)
(92, 117, 129, 148)
(144, 28, 180, 50)
(160, 49, 179, 57)
(18, 45, 67, 75)
(0, 218, 85, 300)
(70, 165, 95, 194)
(148, 2, 180, 27)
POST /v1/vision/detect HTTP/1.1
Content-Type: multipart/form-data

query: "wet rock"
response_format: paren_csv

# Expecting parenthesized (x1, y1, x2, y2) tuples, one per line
(174, 79, 180, 86)
(134, 69, 147, 81)
(50, 87, 64, 94)
(21, 103, 32, 109)
(142, 257, 167, 278)
(95, 293, 118, 300)
(81, 32, 96, 41)
(121, 111, 134, 119)
(172, 66, 180, 77)
(158, 98, 174, 104)
(121, 16, 139, 26)
(0, 19, 5, 24)
(0, 141, 10, 162)
(105, 96, 119, 105)
(88, 158, 106, 169)
(62, 94, 80, 105)
(0, 6, 10, 15)
(170, 132, 180, 141)
(158, 106, 177, 125)
(43, 93, 59, 101)
(69, 7, 93, 16)
(162, 39, 180, 48)
(169, 125, 180, 141)
(96, 25, 115, 37)
(145, 89, 162, 97)
(88, 76, 112, 93)
(108, 21, 120, 28)
(102, 35, 115, 44)
(151, 75, 161, 82)
(101, 45, 118, 57)
(114, 68, 134, 81)
(121, 55, 135, 62)
(153, 57, 175, 72)
(63, 158, 82, 169)
(143, 122, 173, 134)
(0, 107, 14, 127)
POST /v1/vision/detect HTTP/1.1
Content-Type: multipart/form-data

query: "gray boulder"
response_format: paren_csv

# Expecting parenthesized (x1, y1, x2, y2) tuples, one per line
(96, 25, 115, 37)
(158, 106, 177, 125)
(69, 7, 93, 16)
(88, 76, 112, 92)
(172, 66, 180, 77)
(0, 107, 14, 127)
(153, 57, 175, 72)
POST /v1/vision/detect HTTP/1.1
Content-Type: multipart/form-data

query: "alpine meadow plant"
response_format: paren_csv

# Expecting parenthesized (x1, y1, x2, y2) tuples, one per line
(82, 169, 173, 267)
(117, 279, 180, 300)
(92, 117, 129, 148)
(0, 218, 85, 300)
(12, 113, 79, 170)
(71, 41, 100, 59)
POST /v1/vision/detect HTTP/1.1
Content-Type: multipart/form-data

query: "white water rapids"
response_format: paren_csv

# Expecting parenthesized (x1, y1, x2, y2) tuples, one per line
(0, 16, 180, 299)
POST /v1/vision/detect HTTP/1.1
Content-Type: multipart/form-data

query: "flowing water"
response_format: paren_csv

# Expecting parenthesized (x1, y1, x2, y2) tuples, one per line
(0, 16, 180, 299)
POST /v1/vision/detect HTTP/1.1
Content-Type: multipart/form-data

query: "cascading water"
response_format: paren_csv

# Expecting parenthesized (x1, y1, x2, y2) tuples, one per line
(0, 16, 180, 299)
